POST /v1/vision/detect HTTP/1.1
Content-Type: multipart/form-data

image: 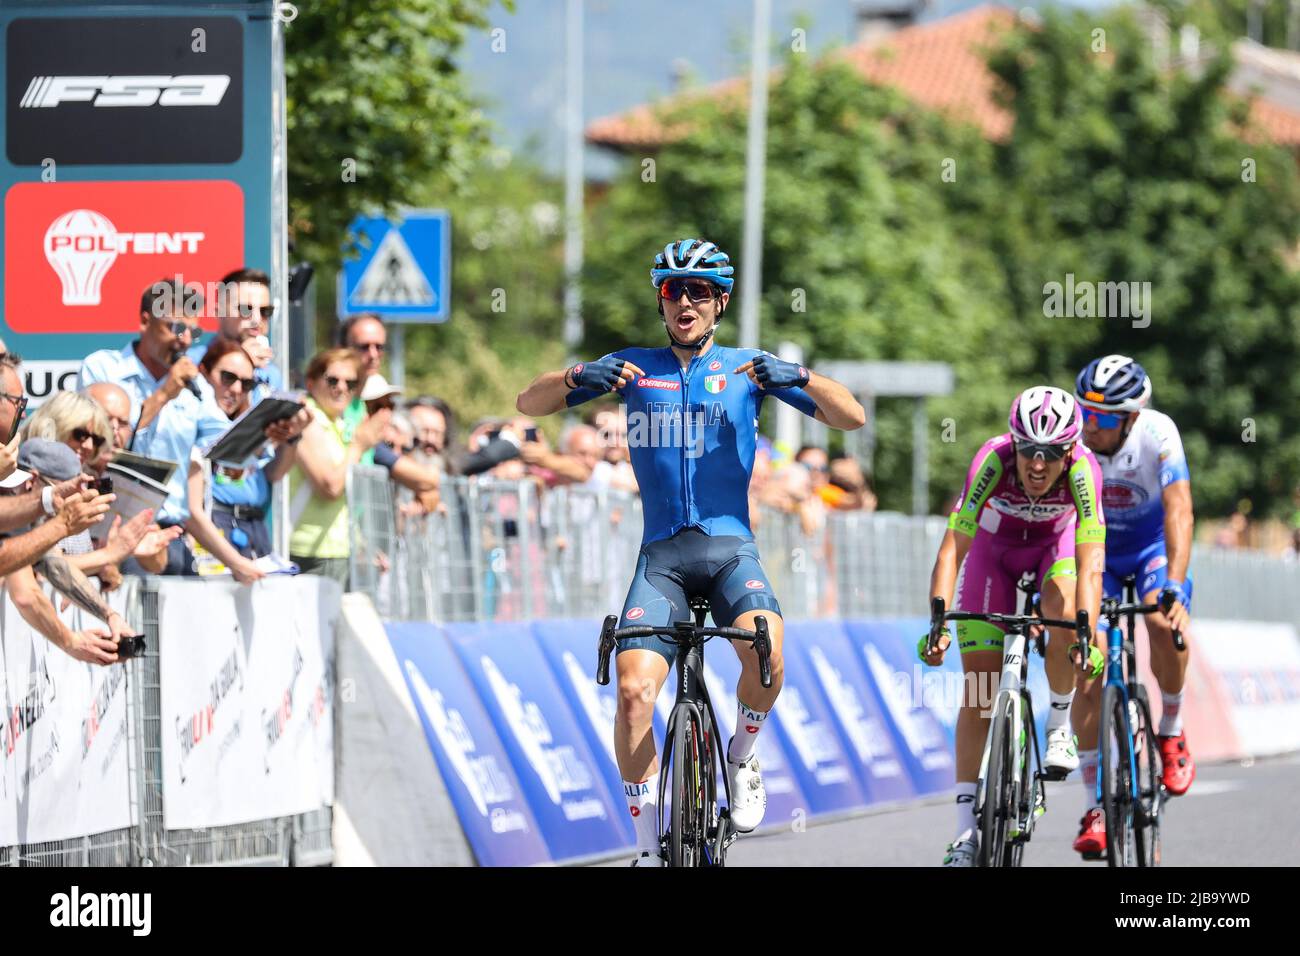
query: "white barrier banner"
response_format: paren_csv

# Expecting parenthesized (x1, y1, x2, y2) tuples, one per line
(0, 583, 133, 845)
(1191, 619, 1300, 757)
(159, 576, 338, 830)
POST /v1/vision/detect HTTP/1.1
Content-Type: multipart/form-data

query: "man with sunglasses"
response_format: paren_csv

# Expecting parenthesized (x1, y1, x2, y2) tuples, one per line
(1067, 355, 1196, 857)
(921, 386, 1105, 866)
(517, 237, 866, 866)
(186, 267, 283, 397)
(78, 278, 262, 581)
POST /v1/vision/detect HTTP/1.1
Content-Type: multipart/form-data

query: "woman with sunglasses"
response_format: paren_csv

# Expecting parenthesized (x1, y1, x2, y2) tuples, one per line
(921, 385, 1105, 866)
(19, 391, 170, 579)
(193, 338, 303, 563)
(288, 348, 383, 586)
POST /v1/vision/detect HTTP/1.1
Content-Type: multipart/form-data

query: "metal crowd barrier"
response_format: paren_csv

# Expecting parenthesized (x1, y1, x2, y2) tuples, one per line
(2, 577, 331, 867)
(349, 468, 1300, 631)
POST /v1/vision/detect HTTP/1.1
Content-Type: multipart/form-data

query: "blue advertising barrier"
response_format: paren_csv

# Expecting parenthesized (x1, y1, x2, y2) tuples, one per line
(445, 621, 629, 861)
(386, 622, 551, 866)
(786, 621, 915, 806)
(701, 633, 845, 819)
(528, 618, 658, 847)
(843, 620, 956, 795)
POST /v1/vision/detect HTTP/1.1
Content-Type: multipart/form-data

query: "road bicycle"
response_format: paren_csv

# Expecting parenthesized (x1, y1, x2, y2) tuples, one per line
(597, 597, 772, 867)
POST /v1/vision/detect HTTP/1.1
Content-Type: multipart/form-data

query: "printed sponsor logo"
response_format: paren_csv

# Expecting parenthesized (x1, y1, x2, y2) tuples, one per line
(625, 606, 645, 621)
(573, 363, 583, 375)
(966, 462, 999, 512)
(1143, 554, 1168, 574)
(19, 75, 231, 109)
(261, 647, 304, 774)
(636, 377, 680, 391)
(82, 665, 125, 758)
(629, 806, 641, 817)
(1072, 467, 1095, 521)
(745, 724, 759, 734)
(4, 657, 54, 757)
(175, 643, 243, 784)
(703, 374, 727, 394)
(744, 580, 765, 590)
(708, 360, 722, 371)
(4, 180, 244, 333)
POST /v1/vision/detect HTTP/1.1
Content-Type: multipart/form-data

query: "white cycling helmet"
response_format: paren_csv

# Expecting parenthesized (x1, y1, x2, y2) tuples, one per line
(1008, 386, 1082, 445)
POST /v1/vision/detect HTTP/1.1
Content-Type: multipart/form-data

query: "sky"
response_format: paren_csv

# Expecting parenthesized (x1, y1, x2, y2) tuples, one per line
(458, 0, 1112, 177)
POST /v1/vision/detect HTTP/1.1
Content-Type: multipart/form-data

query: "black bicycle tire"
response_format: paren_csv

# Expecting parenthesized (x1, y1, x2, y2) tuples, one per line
(979, 697, 1012, 867)
(669, 708, 704, 867)
(1132, 687, 1162, 867)
(1008, 691, 1034, 867)
(1100, 685, 1136, 867)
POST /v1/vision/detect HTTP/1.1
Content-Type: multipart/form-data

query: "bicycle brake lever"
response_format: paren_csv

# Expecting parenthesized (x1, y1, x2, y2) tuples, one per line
(1158, 591, 1186, 651)
(928, 596, 945, 655)
(1074, 609, 1091, 672)
(754, 616, 772, 689)
(596, 615, 618, 685)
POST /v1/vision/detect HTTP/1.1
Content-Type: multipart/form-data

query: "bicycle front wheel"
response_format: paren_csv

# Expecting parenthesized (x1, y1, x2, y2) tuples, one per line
(979, 696, 1014, 867)
(668, 707, 706, 868)
(1132, 686, 1162, 867)
(1100, 685, 1137, 867)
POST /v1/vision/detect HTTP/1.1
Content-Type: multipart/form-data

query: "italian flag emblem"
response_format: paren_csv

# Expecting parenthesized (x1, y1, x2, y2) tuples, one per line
(704, 374, 727, 394)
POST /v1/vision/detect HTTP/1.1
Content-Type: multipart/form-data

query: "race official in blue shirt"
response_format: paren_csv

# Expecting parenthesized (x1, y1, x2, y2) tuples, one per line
(78, 278, 267, 582)
(516, 238, 866, 865)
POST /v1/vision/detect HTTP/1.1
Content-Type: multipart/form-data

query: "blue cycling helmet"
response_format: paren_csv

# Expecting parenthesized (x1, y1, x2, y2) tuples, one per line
(1075, 354, 1152, 412)
(650, 238, 734, 292)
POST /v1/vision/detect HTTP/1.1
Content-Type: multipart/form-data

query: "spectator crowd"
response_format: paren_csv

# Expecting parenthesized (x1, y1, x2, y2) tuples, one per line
(0, 270, 879, 667)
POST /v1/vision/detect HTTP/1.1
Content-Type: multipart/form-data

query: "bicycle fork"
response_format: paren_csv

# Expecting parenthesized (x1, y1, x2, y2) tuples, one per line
(1095, 623, 1140, 808)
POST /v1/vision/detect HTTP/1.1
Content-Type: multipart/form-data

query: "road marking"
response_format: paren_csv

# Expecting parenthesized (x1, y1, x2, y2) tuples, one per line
(1177, 780, 1244, 798)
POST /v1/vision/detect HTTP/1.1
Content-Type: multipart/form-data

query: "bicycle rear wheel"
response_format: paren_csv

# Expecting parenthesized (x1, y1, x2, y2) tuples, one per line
(979, 696, 1014, 867)
(668, 707, 707, 868)
(1100, 685, 1137, 867)
(1131, 686, 1162, 867)
(1008, 691, 1037, 867)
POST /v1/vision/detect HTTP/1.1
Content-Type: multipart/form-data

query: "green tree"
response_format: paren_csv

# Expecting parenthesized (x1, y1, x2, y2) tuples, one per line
(285, 0, 508, 280)
(981, 6, 1300, 516)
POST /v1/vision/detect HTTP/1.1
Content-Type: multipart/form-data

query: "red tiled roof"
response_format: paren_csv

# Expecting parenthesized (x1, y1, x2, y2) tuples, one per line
(586, 5, 1018, 148)
(585, 3, 1300, 151)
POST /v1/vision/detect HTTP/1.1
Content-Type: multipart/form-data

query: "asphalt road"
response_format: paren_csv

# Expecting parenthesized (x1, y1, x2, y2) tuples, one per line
(597, 753, 1297, 866)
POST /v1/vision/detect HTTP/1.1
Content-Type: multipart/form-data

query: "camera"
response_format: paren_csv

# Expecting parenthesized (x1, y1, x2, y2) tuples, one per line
(524, 427, 539, 443)
(95, 476, 113, 495)
(116, 633, 146, 660)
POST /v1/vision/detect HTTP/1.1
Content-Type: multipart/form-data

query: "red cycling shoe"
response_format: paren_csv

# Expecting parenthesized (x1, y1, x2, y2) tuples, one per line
(1159, 732, 1196, 795)
(1072, 807, 1106, 860)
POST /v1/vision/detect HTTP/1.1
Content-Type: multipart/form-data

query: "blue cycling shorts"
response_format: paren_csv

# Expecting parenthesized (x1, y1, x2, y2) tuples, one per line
(1103, 538, 1193, 608)
(616, 527, 782, 667)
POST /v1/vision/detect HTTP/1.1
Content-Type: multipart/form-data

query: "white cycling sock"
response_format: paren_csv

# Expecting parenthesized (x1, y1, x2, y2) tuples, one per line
(1079, 750, 1100, 810)
(728, 700, 769, 763)
(623, 774, 660, 853)
(1047, 690, 1075, 733)
(955, 782, 978, 838)
(1159, 690, 1184, 737)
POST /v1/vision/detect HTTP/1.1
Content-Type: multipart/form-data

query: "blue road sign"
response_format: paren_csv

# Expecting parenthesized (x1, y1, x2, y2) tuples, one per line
(339, 210, 450, 322)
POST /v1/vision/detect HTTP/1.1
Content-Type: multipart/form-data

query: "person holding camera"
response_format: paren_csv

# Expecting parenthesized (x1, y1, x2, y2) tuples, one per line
(0, 439, 138, 665)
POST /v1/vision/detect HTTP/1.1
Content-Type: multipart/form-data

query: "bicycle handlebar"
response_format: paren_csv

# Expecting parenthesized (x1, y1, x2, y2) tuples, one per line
(1098, 594, 1185, 651)
(929, 597, 1092, 672)
(595, 615, 773, 689)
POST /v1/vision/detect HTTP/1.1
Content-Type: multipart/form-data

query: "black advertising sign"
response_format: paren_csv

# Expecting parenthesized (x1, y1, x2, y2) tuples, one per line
(6, 16, 243, 166)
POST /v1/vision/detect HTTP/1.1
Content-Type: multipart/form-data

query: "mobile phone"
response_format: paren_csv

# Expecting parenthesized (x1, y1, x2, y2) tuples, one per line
(116, 633, 146, 660)
(524, 427, 539, 443)
(95, 476, 113, 495)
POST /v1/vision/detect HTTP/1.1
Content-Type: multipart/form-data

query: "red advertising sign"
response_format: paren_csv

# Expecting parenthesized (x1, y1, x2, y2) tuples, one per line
(4, 179, 244, 333)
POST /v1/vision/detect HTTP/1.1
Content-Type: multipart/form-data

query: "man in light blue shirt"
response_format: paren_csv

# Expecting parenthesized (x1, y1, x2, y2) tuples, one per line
(79, 277, 264, 582)
(186, 266, 284, 401)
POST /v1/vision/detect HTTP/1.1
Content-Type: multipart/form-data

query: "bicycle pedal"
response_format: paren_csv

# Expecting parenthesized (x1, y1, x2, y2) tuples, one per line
(1039, 766, 1070, 782)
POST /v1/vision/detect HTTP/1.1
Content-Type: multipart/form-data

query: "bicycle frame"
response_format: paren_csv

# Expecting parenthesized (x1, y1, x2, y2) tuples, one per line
(1096, 579, 1140, 809)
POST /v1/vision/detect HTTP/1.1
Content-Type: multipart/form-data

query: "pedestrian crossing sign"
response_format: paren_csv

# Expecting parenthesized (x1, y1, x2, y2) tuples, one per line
(339, 210, 450, 322)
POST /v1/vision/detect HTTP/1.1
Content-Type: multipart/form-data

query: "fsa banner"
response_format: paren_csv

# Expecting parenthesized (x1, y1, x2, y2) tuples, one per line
(157, 577, 338, 830)
(0, 582, 133, 845)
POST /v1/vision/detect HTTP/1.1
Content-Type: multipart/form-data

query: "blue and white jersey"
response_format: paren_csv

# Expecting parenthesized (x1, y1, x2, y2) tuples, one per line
(566, 344, 819, 545)
(1094, 408, 1190, 554)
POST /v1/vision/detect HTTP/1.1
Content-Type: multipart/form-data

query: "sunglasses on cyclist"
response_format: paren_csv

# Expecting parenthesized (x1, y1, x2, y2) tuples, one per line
(1080, 405, 1125, 429)
(218, 369, 257, 392)
(658, 278, 719, 303)
(325, 375, 360, 392)
(1015, 439, 1071, 462)
(71, 427, 107, 450)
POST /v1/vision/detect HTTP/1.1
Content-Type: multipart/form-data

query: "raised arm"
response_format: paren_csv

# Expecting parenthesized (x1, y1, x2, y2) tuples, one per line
(734, 354, 866, 431)
(516, 356, 644, 418)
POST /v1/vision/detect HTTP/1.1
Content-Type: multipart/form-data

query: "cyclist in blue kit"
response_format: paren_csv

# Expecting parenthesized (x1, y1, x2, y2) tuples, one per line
(516, 238, 865, 865)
